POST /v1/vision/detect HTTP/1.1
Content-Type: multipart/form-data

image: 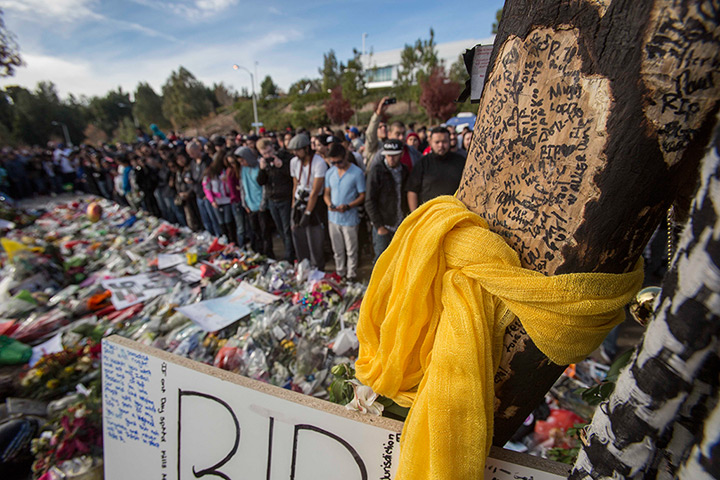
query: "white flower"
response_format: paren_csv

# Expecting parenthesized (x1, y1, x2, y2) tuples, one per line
(345, 380, 384, 416)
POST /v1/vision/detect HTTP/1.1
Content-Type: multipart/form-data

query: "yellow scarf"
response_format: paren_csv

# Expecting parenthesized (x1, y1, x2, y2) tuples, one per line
(355, 196, 643, 480)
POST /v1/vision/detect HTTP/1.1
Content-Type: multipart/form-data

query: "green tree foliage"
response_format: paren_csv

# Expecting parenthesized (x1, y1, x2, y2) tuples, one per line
(0, 82, 86, 146)
(492, 8, 503, 34)
(161, 66, 212, 129)
(0, 8, 22, 77)
(260, 75, 278, 100)
(319, 49, 342, 92)
(133, 82, 169, 130)
(88, 88, 132, 137)
(395, 28, 439, 113)
(288, 78, 321, 96)
(449, 55, 469, 85)
(419, 67, 462, 123)
(340, 49, 366, 115)
(212, 82, 237, 108)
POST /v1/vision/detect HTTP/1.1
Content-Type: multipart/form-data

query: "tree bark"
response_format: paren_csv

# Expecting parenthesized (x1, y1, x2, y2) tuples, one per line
(456, 0, 720, 444)
(570, 115, 720, 479)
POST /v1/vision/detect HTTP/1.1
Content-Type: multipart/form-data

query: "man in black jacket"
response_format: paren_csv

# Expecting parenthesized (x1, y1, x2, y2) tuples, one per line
(256, 137, 295, 261)
(365, 139, 409, 262)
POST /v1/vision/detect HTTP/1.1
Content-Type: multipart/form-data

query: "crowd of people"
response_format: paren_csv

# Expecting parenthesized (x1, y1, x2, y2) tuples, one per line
(0, 97, 474, 278)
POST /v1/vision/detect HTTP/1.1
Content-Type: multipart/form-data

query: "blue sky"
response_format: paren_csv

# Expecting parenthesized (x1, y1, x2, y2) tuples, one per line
(0, 0, 504, 100)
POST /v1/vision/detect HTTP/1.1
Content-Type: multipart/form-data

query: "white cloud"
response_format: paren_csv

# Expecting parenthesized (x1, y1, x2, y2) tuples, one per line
(0, 0, 101, 22)
(127, 0, 238, 18)
(195, 0, 238, 12)
(0, 28, 311, 99)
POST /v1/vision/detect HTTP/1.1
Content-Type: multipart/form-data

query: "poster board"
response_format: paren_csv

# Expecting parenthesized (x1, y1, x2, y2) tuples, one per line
(471, 44, 495, 101)
(102, 336, 570, 479)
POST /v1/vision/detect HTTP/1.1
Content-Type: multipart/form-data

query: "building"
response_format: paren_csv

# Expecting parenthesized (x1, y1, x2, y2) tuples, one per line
(360, 36, 495, 89)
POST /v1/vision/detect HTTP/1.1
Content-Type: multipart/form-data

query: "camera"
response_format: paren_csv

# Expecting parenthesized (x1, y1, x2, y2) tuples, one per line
(383, 97, 397, 105)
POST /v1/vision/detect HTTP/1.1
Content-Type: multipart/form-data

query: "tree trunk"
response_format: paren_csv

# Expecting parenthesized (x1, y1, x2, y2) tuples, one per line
(571, 115, 720, 479)
(456, 0, 720, 444)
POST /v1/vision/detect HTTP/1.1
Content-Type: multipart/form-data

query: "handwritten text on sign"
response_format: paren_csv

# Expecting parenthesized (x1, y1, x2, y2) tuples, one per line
(102, 337, 400, 480)
(102, 337, 568, 480)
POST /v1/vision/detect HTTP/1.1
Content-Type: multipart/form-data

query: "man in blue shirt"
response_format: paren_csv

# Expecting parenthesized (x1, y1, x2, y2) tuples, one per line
(323, 143, 366, 280)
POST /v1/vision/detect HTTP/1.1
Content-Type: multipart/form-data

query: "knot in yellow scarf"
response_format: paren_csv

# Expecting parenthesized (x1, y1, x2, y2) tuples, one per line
(355, 196, 643, 480)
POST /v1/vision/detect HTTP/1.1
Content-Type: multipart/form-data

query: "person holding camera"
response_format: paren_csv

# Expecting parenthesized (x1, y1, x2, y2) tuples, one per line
(365, 96, 421, 171)
(288, 133, 328, 269)
(256, 137, 295, 261)
(323, 144, 366, 281)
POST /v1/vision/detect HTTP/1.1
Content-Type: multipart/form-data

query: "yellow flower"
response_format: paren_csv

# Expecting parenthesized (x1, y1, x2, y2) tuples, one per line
(64, 366, 75, 375)
(46, 379, 60, 389)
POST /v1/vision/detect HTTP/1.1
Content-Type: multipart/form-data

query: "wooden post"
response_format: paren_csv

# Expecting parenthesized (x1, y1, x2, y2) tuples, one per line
(456, 0, 720, 444)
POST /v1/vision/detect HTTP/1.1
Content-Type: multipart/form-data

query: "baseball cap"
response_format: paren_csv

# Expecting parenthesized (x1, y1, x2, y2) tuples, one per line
(382, 139, 403, 156)
(349, 126, 359, 134)
(318, 135, 341, 146)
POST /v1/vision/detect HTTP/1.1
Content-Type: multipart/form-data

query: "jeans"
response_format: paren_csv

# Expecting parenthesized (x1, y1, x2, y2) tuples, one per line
(213, 203, 234, 224)
(292, 223, 325, 270)
(196, 196, 222, 236)
(328, 222, 359, 278)
(372, 229, 394, 264)
(154, 190, 171, 221)
(231, 202, 248, 245)
(248, 210, 274, 257)
(267, 199, 294, 261)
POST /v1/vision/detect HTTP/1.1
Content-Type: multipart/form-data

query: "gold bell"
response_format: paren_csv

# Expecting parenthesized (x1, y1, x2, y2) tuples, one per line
(628, 286, 662, 327)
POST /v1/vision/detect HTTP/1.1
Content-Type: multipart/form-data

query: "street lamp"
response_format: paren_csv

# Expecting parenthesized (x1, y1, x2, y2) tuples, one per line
(232, 64, 260, 130)
(51, 121, 72, 147)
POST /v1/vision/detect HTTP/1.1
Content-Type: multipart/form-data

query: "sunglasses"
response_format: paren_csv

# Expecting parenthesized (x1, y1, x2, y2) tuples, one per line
(331, 160, 344, 165)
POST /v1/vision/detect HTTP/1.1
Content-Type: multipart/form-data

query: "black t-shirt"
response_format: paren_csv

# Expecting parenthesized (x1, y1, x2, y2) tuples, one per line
(406, 151, 466, 204)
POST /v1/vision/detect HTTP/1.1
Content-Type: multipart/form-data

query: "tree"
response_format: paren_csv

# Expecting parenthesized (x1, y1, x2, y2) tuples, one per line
(395, 42, 420, 113)
(2, 83, 87, 146)
(260, 75, 278, 100)
(395, 29, 439, 113)
(88, 87, 132, 137)
(288, 78, 321, 96)
(455, 0, 720, 449)
(419, 68, 461, 122)
(324, 86, 354, 125)
(449, 55, 469, 85)
(340, 49, 366, 119)
(417, 28, 439, 81)
(161, 66, 212, 129)
(319, 49, 341, 92)
(0, 8, 22, 77)
(212, 82, 237, 107)
(491, 8, 503, 34)
(133, 82, 169, 130)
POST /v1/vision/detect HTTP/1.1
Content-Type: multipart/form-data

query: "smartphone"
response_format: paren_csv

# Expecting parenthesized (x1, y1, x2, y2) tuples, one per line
(383, 97, 397, 105)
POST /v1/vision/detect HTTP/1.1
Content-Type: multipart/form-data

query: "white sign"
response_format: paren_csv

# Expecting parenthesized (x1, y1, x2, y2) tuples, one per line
(102, 337, 569, 480)
(176, 282, 280, 332)
(30, 332, 64, 367)
(102, 336, 403, 480)
(157, 254, 186, 270)
(471, 44, 495, 101)
(101, 272, 174, 309)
